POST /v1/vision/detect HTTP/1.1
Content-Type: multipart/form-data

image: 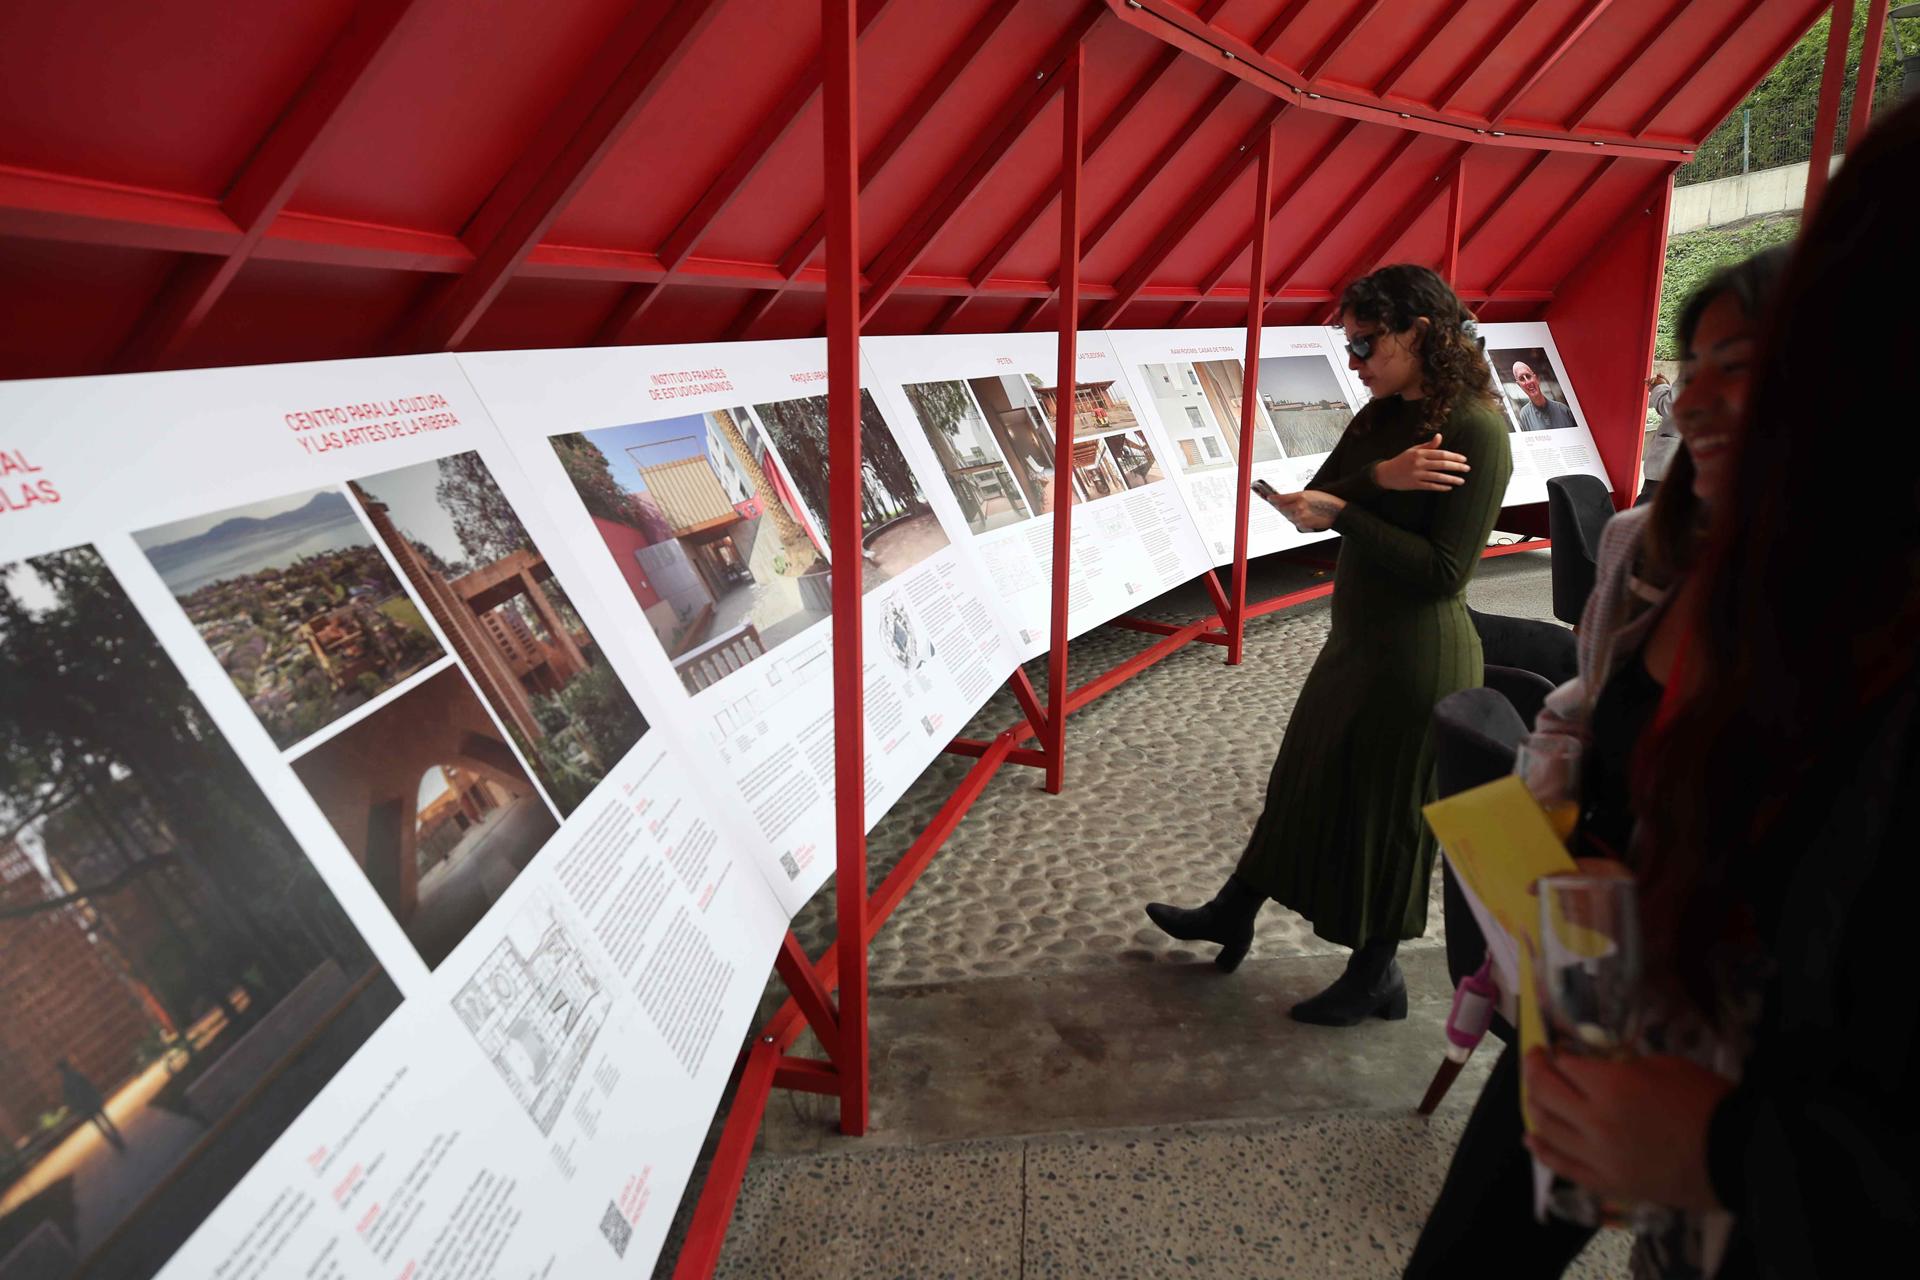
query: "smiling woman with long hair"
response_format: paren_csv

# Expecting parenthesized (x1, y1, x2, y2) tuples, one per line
(1523, 94, 1920, 1277)
(1404, 92, 1920, 1280)
(1145, 264, 1510, 1025)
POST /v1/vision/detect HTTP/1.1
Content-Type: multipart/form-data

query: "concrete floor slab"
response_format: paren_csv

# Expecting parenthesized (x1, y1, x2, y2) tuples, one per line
(713, 1110, 1630, 1280)
(760, 948, 1478, 1157)
(1020, 1114, 1630, 1279)
(658, 550, 1579, 1278)
(714, 1140, 1025, 1279)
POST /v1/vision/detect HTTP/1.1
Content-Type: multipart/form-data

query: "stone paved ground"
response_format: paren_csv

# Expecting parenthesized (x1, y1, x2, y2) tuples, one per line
(655, 546, 1636, 1277)
(790, 546, 1555, 992)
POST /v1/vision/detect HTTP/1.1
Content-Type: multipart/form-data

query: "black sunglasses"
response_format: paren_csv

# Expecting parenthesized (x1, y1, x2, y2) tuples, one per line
(1345, 331, 1382, 362)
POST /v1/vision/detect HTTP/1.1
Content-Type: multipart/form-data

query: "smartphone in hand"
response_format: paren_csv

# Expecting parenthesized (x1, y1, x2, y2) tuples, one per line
(1251, 478, 1281, 500)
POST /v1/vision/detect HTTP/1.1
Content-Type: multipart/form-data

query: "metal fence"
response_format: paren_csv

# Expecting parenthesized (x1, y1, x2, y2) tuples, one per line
(1673, 92, 1863, 186)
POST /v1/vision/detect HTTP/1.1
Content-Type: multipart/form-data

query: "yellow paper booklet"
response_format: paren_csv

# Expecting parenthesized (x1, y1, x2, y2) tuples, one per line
(1422, 775, 1580, 1129)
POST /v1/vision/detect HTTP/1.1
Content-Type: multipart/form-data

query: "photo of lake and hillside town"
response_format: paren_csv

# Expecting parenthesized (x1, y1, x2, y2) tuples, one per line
(135, 489, 443, 750)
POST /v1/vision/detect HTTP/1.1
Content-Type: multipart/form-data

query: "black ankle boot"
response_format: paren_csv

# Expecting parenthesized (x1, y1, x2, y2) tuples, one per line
(1289, 938, 1408, 1026)
(1144, 875, 1264, 972)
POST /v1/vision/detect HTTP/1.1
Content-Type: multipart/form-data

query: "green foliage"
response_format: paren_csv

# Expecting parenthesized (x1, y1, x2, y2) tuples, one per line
(433, 451, 532, 565)
(378, 596, 428, 632)
(1677, 2, 1906, 185)
(554, 662, 648, 767)
(516, 659, 649, 814)
(1656, 213, 1800, 359)
(1746, 2, 1903, 114)
(552, 433, 646, 526)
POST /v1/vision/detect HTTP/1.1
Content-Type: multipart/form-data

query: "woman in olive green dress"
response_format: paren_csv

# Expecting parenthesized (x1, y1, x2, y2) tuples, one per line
(1146, 264, 1511, 1026)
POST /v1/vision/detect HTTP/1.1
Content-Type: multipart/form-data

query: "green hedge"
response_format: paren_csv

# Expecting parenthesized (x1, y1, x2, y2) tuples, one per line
(1656, 214, 1800, 359)
(1675, 2, 1904, 186)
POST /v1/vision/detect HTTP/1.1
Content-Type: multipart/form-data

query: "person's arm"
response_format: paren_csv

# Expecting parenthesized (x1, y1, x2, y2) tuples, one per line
(1316, 463, 1379, 503)
(1528, 685, 1920, 1244)
(1326, 405, 1512, 597)
(1647, 381, 1676, 420)
(1526, 676, 1590, 754)
(1299, 406, 1372, 499)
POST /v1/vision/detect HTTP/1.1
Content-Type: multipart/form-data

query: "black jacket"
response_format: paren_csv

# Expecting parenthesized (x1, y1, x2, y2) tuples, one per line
(1707, 675, 1920, 1275)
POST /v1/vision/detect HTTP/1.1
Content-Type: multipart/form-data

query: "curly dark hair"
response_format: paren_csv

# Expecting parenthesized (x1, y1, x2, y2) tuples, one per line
(1338, 264, 1497, 435)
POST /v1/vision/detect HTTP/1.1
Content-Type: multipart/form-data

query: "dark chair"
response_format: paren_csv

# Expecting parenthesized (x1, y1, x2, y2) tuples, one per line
(1421, 687, 1530, 1114)
(1432, 686, 1529, 991)
(1468, 607, 1578, 687)
(1546, 474, 1615, 626)
(1482, 664, 1555, 732)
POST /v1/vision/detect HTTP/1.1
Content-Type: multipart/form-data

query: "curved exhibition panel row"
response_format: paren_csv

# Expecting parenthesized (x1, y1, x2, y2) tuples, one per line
(0, 322, 1604, 1279)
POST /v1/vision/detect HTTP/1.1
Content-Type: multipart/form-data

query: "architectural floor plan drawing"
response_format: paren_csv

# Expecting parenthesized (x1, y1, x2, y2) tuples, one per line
(454, 896, 613, 1136)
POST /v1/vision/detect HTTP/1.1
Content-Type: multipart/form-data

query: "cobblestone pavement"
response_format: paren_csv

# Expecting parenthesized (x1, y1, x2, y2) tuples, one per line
(785, 547, 1555, 993)
(659, 547, 1587, 1278)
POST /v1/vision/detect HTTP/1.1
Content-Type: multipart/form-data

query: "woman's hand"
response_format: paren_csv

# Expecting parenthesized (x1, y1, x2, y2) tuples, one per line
(1274, 490, 1345, 532)
(1375, 434, 1471, 491)
(1522, 1048, 1731, 1211)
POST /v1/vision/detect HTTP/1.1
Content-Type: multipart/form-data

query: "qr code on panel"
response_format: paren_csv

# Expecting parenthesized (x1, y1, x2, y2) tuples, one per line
(600, 1201, 632, 1258)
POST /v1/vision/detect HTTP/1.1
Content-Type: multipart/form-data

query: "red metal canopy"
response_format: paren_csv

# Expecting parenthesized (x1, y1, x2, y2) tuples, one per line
(0, 0, 1824, 380)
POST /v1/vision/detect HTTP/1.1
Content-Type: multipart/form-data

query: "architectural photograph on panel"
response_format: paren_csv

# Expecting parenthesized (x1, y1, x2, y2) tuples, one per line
(0, 547, 400, 1280)
(1489, 346, 1578, 432)
(290, 664, 558, 970)
(1255, 355, 1355, 458)
(901, 378, 1047, 534)
(748, 390, 949, 591)
(1141, 360, 1285, 473)
(1033, 375, 1139, 441)
(349, 452, 650, 815)
(134, 488, 444, 751)
(553, 407, 834, 694)
(1032, 375, 1166, 500)
(1100, 429, 1166, 490)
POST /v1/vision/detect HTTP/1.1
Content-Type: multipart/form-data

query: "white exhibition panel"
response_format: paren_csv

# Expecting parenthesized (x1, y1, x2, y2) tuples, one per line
(457, 341, 1021, 913)
(0, 319, 1608, 1280)
(1105, 327, 1352, 567)
(861, 330, 1214, 660)
(1317, 322, 1611, 510)
(0, 356, 786, 1280)
(1476, 322, 1613, 504)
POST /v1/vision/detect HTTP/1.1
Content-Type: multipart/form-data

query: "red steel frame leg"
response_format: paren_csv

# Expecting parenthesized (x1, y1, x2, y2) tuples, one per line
(1849, 0, 1891, 152)
(821, 0, 869, 1139)
(1225, 124, 1276, 666)
(1043, 47, 1084, 796)
(1805, 0, 1854, 213)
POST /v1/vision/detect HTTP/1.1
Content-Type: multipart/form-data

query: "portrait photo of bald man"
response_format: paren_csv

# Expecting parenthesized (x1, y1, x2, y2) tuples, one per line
(1488, 345, 1577, 432)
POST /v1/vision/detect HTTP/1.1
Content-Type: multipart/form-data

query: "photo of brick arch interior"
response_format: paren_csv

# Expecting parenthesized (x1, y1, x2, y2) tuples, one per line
(0, 546, 401, 1280)
(348, 451, 651, 817)
(552, 391, 947, 695)
(290, 666, 559, 970)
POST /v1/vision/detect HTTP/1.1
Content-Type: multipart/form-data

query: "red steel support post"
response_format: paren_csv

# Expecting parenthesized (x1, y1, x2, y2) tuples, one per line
(822, 0, 869, 1136)
(1849, 0, 1891, 151)
(1806, 0, 1855, 213)
(1045, 46, 1085, 796)
(1227, 125, 1276, 666)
